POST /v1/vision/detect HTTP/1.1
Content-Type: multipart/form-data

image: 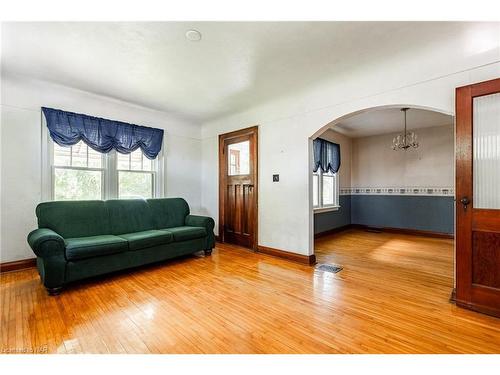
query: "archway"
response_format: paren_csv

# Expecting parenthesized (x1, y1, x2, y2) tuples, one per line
(308, 104, 455, 271)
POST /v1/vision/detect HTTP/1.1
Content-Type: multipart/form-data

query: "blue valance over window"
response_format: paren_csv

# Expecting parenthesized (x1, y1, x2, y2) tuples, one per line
(313, 138, 341, 173)
(42, 107, 164, 159)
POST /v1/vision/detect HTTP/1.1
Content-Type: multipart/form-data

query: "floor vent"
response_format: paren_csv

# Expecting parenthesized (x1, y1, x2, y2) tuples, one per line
(316, 263, 343, 273)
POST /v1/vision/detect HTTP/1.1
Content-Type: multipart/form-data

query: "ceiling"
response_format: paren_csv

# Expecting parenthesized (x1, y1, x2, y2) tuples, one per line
(331, 107, 453, 138)
(1, 22, 497, 122)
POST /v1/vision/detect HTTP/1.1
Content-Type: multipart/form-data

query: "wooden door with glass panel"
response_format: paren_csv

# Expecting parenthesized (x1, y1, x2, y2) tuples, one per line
(219, 126, 258, 249)
(456, 78, 500, 317)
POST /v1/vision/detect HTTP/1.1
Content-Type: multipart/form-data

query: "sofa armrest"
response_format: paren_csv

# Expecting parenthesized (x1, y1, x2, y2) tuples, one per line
(185, 215, 215, 232)
(185, 215, 215, 251)
(27, 228, 65, 258)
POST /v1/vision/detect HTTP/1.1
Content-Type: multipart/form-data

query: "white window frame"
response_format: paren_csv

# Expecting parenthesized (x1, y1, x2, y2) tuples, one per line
(115, 150, 158, 199)
(51, 143, 106, 200)
(41, 117, 165, 201)
(313, 169, 340, 213)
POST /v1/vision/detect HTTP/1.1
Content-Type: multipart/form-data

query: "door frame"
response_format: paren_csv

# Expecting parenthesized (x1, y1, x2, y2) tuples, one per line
(218, 126, 259, 250)
(456, 77, 500, 317)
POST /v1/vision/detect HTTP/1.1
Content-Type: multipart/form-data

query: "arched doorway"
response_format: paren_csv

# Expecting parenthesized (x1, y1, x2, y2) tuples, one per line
(309, 104, 456, 297)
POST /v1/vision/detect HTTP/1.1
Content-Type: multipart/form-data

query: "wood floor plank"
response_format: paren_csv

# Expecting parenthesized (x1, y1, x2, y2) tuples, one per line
(1, 229, 499, 353)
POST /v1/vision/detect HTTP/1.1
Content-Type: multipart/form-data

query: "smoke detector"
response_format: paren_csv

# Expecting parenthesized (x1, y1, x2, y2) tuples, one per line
(185, 29, 202, 42)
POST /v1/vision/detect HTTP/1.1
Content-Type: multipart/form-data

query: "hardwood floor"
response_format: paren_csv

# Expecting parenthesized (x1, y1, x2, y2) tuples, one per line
(1, 229, 499, 354)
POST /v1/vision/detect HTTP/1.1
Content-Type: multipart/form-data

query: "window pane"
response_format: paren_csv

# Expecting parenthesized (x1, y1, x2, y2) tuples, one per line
(54, 168, 102, 200)
(142, 155, 152, 171)
(313, 174, 319, 206)
(116, 149, 152, 171)
(71, 141, 87, 167)
(130, 149, 143, 171)
(119, 171, 153, 199)
(228, 141, 250, 176)
(87, 146, 103, 168)
(117, 152, 130, 170)
(54, 143, 71, 166)
(322, 174, 335, 206)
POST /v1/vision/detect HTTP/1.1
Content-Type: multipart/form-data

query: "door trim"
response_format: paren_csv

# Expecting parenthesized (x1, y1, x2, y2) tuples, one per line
(218, 126, 259, 250)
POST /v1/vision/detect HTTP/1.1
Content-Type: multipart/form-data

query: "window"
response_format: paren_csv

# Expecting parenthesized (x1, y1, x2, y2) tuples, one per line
(313, 169, 339, 210)
(53, 142, 104, 200)
(50, 141, 161, 201)
(227, 140, 250, 175)
(117, 149, 154, 199)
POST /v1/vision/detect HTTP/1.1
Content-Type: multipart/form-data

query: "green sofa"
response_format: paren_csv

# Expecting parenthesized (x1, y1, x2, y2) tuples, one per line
(27, 198, 215, 295)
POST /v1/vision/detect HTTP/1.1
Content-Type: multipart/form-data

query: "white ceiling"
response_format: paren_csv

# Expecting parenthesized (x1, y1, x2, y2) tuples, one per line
(1, 22, 497, 122)
(331, 107, 453, 138)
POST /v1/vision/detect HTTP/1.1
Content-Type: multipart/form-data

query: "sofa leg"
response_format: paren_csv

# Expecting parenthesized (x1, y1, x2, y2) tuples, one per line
(46, 287, 63, 296)
(204, 249, 213, 256)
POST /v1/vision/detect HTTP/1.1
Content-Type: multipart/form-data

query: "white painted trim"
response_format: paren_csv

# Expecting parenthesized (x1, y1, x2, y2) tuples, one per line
(105, 150, 116, 199)
(313, 206, 340, 213)
(155, 133, 166, 198)
(40, 113, 52, 202)
(312, 169, 340, 208)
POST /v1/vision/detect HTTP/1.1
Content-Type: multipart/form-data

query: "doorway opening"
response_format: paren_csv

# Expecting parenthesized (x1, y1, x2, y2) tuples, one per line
(311, 106, 455, 294)
(218, 126, 258, 250)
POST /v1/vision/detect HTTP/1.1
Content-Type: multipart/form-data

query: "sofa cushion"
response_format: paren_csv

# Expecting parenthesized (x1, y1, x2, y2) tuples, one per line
(106, 199, 155, 235)
(162, 226, 207, 242)
(65, 235, 128, 261)
(118, 230, 173, 251)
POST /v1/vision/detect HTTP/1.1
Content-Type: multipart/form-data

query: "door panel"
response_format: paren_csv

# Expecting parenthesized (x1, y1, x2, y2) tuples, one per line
(472, 231, 500, 288)
(219, 127, 258, 249)
(456, 78, 500, 317)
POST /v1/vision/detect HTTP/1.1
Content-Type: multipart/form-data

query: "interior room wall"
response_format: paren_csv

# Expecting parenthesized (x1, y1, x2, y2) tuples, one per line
(349, 124, 455, 234)
(351, 125, 454, 188)
(200, 33, 500, 256)
(0, 73, 203, 263)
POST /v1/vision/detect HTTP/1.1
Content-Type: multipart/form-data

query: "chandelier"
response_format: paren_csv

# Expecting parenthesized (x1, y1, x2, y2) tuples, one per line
(392, 108, 419, 151)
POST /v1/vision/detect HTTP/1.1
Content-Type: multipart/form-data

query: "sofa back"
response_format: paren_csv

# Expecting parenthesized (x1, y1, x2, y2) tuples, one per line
(36, 200, 110, 238)
(106, 199, 155, 234)
(36, 198, 190, 238)
(147, 198, 190, 229)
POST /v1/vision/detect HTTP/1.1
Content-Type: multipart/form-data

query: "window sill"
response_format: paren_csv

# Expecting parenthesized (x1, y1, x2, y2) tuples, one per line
(313, 206, 340, 213)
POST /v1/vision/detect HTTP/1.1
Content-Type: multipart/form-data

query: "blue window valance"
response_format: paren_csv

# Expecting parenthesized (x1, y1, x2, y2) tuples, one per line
(42, 107, 164, 159)
(313, 138, 341, 173)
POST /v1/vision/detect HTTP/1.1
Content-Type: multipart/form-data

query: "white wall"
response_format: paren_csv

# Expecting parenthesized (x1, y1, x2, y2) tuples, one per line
(351, 125, 454, 188)
(316, 129, 352, 189)
(1, 73, 202, 262)
(200, 30, 500, 256)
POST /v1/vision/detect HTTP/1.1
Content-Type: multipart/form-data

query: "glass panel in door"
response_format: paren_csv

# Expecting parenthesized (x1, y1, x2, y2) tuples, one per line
(227, 140, 250, 176)
(473, 92, 500, 209)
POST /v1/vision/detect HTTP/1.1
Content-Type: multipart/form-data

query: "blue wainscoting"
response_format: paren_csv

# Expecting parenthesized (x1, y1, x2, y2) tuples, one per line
(351, 195, 454, 234)
(314, 195, 455, 235)
(314, 195, 351, 234)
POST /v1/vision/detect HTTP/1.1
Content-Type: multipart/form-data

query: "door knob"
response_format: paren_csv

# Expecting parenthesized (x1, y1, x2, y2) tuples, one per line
(460, 197, 470, 210)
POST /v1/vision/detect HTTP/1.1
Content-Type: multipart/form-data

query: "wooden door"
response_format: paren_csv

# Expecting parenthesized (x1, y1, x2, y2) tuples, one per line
(219, 126, 258, 249)
(456, 78, 500, 317)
